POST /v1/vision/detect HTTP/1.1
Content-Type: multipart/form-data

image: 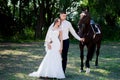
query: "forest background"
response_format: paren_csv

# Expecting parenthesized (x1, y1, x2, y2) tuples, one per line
(0, 0, 120, 42)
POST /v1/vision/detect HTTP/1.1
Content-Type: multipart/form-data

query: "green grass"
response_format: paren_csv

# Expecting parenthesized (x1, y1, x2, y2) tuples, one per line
(0, 42, 120, 80)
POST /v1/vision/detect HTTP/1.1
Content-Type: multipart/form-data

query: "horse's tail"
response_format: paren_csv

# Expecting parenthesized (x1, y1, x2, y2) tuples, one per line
(89, 43, 96, 61)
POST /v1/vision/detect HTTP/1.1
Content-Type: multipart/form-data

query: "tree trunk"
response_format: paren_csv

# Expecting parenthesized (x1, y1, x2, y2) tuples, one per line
(36, 0, 45, 39)
(33, 0, 38, 39)
(19, 0, 22, 30)
(13, 4, 15, 19)
(33, 0, 45, 39)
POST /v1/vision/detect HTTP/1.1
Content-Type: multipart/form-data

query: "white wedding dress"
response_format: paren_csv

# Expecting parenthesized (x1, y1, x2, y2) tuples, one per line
(29, 28, 65, 79)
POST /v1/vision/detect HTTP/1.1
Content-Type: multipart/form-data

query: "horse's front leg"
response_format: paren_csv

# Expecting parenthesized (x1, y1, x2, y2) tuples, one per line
(79, 42, 84, 72)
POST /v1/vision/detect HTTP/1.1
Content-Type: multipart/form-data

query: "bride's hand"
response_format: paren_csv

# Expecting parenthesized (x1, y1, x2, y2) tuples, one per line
(47, 43, 51, 49)
(59, 48, 62, 53)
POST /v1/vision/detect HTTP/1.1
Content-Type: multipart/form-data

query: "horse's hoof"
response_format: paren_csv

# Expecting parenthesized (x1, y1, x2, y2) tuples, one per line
(79, 69, 84, 72)
(86, 68, 90, 74)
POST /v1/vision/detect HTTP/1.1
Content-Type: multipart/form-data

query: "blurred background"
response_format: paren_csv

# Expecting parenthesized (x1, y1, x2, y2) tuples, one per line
(0, 0, 120, 42)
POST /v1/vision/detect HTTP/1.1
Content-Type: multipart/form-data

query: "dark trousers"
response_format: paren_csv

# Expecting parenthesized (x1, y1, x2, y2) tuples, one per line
(62, 39, 69, 73)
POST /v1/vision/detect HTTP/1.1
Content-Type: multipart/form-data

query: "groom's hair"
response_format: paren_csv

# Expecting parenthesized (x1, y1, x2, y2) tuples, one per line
(59, 10, 66, 14)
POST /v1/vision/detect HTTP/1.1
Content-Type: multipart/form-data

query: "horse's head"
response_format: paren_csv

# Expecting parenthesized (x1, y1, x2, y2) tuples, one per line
(78, 11, 94, 40)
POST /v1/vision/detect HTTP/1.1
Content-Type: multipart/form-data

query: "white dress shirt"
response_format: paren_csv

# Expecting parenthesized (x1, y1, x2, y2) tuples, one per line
(45, 20, 80, 42)
(60, 20, 80, 41)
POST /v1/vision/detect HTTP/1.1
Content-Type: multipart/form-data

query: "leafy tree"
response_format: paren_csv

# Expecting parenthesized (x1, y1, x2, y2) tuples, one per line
(0, 0, 120, 41)
(0, 0, 16, 38)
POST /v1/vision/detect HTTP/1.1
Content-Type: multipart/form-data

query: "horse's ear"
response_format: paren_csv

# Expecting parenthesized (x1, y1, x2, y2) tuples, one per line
(86, 6, 89, 11)
(80, 6, 84, 11)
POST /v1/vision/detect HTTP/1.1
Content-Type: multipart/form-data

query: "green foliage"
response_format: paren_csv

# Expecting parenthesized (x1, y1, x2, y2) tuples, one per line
(23, 27, 35, 40)
(102, 25, 120, 41)
(13, 27, 35, 41)
(0, 0, 120, 42)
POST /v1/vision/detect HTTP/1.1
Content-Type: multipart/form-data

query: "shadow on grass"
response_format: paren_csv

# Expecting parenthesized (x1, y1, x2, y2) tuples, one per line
(0, 42, 46, 80)
(0, 42, 120, 80)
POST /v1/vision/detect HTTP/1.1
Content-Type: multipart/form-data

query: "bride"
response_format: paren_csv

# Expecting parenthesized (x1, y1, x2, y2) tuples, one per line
(29, 18, 65, 79)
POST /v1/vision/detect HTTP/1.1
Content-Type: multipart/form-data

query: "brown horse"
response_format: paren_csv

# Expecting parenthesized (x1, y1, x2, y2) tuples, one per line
(78, 11, 102, 73)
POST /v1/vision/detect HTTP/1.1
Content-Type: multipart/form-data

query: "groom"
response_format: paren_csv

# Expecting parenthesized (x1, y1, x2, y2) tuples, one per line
(59, 11, 84, 73)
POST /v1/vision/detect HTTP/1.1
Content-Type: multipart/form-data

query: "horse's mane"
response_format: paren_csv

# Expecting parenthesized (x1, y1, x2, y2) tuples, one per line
(78, 11, 90, 26)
